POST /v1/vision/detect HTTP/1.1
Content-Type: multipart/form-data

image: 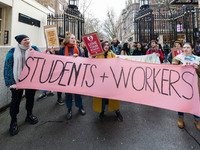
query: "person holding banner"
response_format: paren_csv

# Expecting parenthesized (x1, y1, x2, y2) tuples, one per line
(110, 38, 121, 55)
(168, 41, 182, 64)
(50, 32, 86, 120)
(4, 34, 40, 136)
(132, 42, 145, 55)
(146, 40, 164, 63)
(120, 42, 131, 55)
(172, 42, 200, 131)
(93, 41, 123, 121)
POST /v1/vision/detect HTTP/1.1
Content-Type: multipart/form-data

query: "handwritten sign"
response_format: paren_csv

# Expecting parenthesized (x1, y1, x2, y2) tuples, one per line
(44, 24, 60, 50)
(82, 32, 104, 56)
(17, 51, 200, 116)
(118, 54, 160, 64)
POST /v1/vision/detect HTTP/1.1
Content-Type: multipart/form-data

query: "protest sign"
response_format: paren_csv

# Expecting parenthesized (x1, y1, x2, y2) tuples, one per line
(44, 24, 60, 50)
(183, 55, 199, 65)
(82, 32, 104, 56)
(118, 54, 160, 64)
(171, 48, 184, 58)
(17, 51, 200, 116)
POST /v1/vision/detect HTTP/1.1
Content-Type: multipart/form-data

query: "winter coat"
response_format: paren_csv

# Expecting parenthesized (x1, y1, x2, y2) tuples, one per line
(93, 51, 120, 112)
(4, 45, 40, 87)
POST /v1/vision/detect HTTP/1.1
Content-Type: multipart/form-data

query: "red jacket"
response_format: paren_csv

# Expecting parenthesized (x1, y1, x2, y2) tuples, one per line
(146, 48, 164, 63)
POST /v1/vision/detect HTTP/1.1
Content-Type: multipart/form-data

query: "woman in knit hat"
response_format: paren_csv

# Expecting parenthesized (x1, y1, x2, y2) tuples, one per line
(92, 41, 123, 121)
(4, 34, 40, 136)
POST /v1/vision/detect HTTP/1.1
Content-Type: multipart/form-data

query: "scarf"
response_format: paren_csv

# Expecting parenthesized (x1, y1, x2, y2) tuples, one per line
(112, 45, 120, 55)
(13, 44, 31, 82)
(65, 44, 79, 56)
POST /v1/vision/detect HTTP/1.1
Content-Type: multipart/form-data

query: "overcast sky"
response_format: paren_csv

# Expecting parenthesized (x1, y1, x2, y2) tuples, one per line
(84, 0, 126, 21)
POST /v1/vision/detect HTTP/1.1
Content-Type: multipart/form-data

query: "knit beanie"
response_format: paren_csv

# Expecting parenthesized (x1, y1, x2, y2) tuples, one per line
(15, 34, 29, 44)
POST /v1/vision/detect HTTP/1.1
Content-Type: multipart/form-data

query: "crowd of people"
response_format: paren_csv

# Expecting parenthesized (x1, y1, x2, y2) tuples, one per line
(3, 33, 200, 136)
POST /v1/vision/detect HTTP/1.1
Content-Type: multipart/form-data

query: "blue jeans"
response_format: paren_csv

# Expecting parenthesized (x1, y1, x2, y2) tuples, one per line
(178, 112, 200, 121)
(41, 90, 48, 94)
(65, 93, 82, 109)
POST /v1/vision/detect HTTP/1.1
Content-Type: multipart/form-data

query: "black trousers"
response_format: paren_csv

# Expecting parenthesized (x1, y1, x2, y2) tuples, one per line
(10, 89, 36, 121)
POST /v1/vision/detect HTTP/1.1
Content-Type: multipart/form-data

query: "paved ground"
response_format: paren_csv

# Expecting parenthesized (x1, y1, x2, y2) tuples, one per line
(0, 91, 200, 150)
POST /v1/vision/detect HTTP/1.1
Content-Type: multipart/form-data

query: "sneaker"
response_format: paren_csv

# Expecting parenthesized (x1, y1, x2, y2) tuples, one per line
(47, 92, 55, 96)
(37, 93, 47, 101)
(57, 98, 65, 105)
(177, 117, 184, 129)
(194, 120, 200, 131)
(116, 110, 123, 121)
(79, 106, 86, 115)
(66, 109, 72, 120)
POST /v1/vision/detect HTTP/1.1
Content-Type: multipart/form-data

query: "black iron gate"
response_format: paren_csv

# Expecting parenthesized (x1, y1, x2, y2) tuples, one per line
(135, 5, 200, 47)
(47, 7, 84, 41)
(135, 8, 154, 43)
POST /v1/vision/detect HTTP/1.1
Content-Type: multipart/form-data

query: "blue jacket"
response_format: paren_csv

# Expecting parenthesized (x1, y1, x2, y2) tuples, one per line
(56, 46, 83, 57)
(4, 45, 40, 87)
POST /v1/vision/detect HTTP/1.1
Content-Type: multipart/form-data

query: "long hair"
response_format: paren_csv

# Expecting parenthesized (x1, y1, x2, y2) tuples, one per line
(62, 32, 75, 46)
(122, 42, 130, 55)
(136, 42, 145, 54)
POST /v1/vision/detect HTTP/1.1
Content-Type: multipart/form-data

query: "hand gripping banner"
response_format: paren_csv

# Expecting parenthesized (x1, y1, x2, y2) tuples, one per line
(17, 51, 200, 116)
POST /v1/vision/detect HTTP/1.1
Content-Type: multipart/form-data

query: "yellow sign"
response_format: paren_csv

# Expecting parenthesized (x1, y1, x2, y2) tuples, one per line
(44, 24, 60, 50)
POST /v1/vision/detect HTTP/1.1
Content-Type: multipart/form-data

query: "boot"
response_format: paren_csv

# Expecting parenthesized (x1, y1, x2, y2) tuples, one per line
(116, 110, 123, 121)
(98, 111, 104, 120)
(25, 114, 38, 124)
(177, 117, 184, 129)
(10, 121, 19, 136)
(66, 109, 72, 120)
(194, 120, 200, 131)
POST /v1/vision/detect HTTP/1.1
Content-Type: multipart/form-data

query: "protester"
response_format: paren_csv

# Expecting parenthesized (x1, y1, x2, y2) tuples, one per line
(168, 41, 182, 64)
(93, 41, 123, 121)
(36, 49, 54, 101)
(110, 38, 121, 55)
(172, 42, 200, 131)
(76, 40, 81, 47)
(130, 42, 137, 55)
(4, 34, 40, 136)
(120, 42, 130, 55)
(132, 42, 145, 55)
(162, 42, 170, 62)
(50, 32, 86, 120)
(143, 44, 149, 54)
(146, 40, 164, 63)
(80, 41, 89, 57)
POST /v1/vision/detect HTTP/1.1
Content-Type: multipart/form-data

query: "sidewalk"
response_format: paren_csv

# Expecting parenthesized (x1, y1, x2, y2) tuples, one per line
(0, 91, 200, 150)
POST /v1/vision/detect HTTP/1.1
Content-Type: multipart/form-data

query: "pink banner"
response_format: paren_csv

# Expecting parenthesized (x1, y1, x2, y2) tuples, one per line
(17, 51, 200, 116)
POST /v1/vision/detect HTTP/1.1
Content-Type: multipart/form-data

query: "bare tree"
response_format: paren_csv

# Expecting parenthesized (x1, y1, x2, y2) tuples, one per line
(79, 0, 93, 16)
(103, 9, 117, 41)
(84, 14, 105, 39)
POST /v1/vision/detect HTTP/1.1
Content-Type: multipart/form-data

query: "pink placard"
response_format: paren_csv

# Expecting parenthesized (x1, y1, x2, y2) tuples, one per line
(17, 51, 200, 116)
